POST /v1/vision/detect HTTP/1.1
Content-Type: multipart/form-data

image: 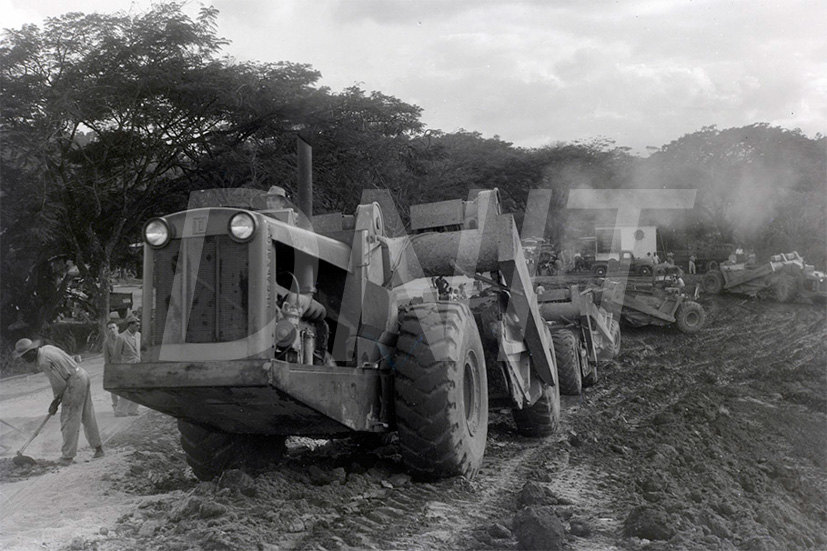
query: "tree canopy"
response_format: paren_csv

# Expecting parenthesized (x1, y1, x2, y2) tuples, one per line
(1, 3, 824, 351)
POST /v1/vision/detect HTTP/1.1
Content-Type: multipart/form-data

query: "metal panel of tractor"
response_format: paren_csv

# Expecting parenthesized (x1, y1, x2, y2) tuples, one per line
(410, 198, 465, 231)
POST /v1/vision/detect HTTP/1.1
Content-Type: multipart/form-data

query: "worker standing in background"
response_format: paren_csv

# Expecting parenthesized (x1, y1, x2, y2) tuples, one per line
(688, 254, 697, 274)
(103, 319, 121, 412)
(114, 314, 141, 417)
(14, 338, 104, 464)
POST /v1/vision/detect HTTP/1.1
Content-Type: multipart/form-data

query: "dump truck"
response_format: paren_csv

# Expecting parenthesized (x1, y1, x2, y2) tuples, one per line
(595, 266, 706, 334)
(104, 142, 586, 481)
(702, 251, 827, 303)
(664, 242, 734, 273)
(536, 285, 620, 395)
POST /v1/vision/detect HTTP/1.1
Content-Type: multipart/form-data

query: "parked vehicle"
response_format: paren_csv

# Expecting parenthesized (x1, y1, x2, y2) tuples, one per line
(110, 291, 133, 319)
(591, 250, 654, 277)
(663, 242, 734, 273)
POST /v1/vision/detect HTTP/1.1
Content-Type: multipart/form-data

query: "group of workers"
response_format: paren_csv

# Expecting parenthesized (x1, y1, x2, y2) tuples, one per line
(12, 313, 141, 465)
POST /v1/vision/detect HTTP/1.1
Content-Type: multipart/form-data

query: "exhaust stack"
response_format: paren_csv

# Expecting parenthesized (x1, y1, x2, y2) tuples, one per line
(297, 136, 313, 221)
(296, 135, 316, 296)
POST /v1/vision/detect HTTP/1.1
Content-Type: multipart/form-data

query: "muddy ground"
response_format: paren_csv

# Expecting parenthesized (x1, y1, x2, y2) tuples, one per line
(1, 294, 825, 550)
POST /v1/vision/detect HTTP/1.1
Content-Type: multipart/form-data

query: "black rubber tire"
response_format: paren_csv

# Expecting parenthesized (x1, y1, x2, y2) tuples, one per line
(393, 302, 488, 480)
(774, 275, 798, 302)
(707, 261, 719, 272)
(702, 270, 725, 295)
(593, 265, 607, 277)
(639, 266, 653, 276)
(512, 382, 561, 437)
(598, 318, 622, 362)
(675, 301, 706, 334)
(178, 420, 286, 481)
(551, 329, 583, 396)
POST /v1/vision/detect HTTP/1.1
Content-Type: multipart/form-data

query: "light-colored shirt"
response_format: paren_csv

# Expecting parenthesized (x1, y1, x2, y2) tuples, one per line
(36, 345, 79, 399)
(117, 331, 141, 363)
(103, 334, 121, 365)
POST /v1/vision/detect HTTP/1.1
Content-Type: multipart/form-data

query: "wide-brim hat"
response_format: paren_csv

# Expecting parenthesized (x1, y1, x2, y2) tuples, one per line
(14, 338, 40, 357)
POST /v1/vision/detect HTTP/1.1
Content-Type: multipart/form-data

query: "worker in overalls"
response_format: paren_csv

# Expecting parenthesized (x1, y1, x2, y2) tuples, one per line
(15, 338, 104, 464)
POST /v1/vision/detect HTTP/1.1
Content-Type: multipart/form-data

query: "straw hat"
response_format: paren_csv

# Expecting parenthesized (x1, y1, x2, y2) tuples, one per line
(14, 338, 40, 357)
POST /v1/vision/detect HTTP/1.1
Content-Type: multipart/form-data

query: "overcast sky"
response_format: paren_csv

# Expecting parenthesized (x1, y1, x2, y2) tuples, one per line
(3, 0, 825, 154)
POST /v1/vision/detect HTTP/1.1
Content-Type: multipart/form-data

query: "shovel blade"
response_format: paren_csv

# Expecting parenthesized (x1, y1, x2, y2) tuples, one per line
(13, 454, 37, 467)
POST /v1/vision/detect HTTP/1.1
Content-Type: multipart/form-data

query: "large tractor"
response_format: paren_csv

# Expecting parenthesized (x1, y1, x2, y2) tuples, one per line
(105, 145, 599, 481)
(536, 285, 620, 395)
(702, 252, 827, 304)
(596, 266, 706, 334)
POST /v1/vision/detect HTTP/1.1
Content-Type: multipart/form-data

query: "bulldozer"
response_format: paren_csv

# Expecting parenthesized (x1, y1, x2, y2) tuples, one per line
(702, 251, 827, 304)
(104, 142, 597, 481)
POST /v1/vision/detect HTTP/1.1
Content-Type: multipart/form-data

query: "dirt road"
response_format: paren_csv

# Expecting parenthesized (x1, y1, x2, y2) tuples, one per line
(1, 295, 824, 550)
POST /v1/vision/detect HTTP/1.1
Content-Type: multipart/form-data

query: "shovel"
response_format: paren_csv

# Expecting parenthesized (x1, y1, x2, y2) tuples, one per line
(13, 413, 53, 466)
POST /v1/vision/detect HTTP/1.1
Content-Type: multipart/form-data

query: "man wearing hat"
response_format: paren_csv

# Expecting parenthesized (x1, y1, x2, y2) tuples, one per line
(15, 338, 104, 464)
(114, 314, 141, 417)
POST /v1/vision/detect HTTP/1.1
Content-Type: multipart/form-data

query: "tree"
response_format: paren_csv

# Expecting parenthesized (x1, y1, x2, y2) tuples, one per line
(1, 4, 230, 337)
(646, 124, 826, 264)
(1, 4, 432, 343)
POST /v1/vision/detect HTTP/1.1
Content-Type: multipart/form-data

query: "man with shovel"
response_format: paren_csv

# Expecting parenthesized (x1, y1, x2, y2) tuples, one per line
(14, 338, 104, 465)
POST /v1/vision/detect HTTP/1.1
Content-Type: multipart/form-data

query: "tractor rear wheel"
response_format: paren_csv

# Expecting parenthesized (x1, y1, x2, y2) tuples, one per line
(178, 420, 286, 481)
(774, 275, 798, 302)
(702, 270, 725, 294)
(598, 318, 622, 362)
(675, 301, 706, 334)
(512, 382, 560, 437)
(551, 329, 583, 396)
(393, 302, 488, 480)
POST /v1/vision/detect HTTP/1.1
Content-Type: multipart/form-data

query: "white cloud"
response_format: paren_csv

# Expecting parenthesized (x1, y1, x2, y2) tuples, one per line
(5, 0, 826, 152)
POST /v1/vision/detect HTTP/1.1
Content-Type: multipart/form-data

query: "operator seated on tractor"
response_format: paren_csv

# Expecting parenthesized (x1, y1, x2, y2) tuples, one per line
(654, 264, 686, 291)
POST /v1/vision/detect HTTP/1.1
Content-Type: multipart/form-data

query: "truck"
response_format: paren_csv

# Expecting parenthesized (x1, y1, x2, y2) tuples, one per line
(110, 290, 133, 319)
(661, 242, 734, 274)
(590, 250, 654, 278)
(594, 226, 657, 262)
(104, 143, 593, 481)
(578, 226, 658, 277)
(702, 251, 827, 304)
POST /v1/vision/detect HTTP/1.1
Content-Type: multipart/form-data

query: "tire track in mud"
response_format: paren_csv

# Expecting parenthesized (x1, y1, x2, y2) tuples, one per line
(285, 429, 551, 550)
(286, 402, 622, 551)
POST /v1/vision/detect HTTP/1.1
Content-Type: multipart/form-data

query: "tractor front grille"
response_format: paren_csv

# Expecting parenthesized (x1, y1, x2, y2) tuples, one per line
(152, 235, 249, 345)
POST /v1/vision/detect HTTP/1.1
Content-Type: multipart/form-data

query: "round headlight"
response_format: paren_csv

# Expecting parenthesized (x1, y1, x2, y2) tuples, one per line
(144, 218, 171, 247)
(229, 212, 256, 241)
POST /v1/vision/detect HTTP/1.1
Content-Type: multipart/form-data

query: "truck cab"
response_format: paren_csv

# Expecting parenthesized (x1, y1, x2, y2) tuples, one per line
(592, 250, 654, 277)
